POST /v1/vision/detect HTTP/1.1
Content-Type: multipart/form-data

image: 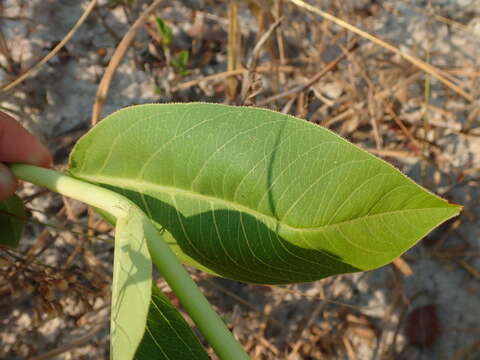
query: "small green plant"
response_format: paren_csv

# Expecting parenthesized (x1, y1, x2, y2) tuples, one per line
(155, 17, 173, 48)
(155, 17, 189, 76)
(1, 103, 460, 359)
(171, 50, 190, 76)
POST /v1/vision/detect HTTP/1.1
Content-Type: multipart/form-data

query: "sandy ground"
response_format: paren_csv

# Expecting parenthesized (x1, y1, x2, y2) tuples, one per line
(1, 0, 479, 359)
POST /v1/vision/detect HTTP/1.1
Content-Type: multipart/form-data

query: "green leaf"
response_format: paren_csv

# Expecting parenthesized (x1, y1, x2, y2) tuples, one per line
(68, 103, 461, 284)
(0, 195, 26, 248)
(171, 50, 189, 76)
(155, 17, 173, 47)
(135, 284, 209, 360)
(177, 50, 189, 66)
(110, 208, 152, 360)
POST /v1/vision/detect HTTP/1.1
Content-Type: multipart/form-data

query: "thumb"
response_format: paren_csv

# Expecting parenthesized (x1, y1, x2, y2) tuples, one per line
(0, 163, 16, 201)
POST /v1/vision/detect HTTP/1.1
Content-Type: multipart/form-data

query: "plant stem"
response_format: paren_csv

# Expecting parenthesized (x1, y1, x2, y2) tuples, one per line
(11, 164, 250, 360)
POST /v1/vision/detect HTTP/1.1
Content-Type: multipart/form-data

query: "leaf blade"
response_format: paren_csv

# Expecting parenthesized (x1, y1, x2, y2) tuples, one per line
(110, 209, 152, 360)
(69, 103, 461, 284)
(0, 195, 26, 248)
(134, 284, 209, 360)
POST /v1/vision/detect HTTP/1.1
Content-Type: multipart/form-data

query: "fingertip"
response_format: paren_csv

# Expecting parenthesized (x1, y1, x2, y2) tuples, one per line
(28, 145, 53, 168)
(43, 154, 53, 168)
(0, 111, 53, 168)
(0, 163, 17, 201)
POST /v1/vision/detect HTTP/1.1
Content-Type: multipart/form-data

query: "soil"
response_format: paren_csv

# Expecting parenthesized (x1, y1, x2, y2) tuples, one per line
(1, 0, 479, 359)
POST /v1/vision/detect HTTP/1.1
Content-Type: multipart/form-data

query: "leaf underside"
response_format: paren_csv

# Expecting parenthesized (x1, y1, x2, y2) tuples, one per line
(69, 103, 460, 284)
(110, 209, 152, 360)
(0, 195, 26, 248)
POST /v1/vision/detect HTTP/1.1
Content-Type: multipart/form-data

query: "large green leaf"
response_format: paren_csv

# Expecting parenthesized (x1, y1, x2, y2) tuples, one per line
(135, 284, 209, 359)
(0, 195, 26, 248)
(69, 103, 460, 284)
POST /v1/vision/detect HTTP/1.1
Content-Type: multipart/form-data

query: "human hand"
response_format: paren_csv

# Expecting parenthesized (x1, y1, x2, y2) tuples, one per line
(0, 111, 52, 200)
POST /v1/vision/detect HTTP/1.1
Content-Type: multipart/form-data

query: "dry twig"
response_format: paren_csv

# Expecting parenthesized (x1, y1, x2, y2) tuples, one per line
(172, 65, 297, 92)
(227, 0, 239, 100)
(288, 0, 473, 102)
(0, 0, 98, 93)
(91, 0, 163, 125)
(257, 41, 358, 106)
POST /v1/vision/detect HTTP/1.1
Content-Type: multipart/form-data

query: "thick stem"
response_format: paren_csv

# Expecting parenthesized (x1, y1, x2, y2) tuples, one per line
(11, 164, 250, 360)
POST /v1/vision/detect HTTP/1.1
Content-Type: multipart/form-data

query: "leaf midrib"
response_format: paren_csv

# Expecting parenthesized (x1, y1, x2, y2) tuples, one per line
(73, 173, 455, 233)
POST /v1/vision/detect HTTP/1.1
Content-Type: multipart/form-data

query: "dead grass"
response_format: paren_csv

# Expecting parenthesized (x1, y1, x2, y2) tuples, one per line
(0, 0, 479, 359)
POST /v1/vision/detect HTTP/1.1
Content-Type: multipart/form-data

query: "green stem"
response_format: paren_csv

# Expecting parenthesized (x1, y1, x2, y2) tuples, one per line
(11, 164, 250, 360)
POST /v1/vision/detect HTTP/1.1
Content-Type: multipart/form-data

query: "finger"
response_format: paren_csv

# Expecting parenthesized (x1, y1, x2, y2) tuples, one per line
(0, 162, 16, 201)
(0, 111, 52, 168)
